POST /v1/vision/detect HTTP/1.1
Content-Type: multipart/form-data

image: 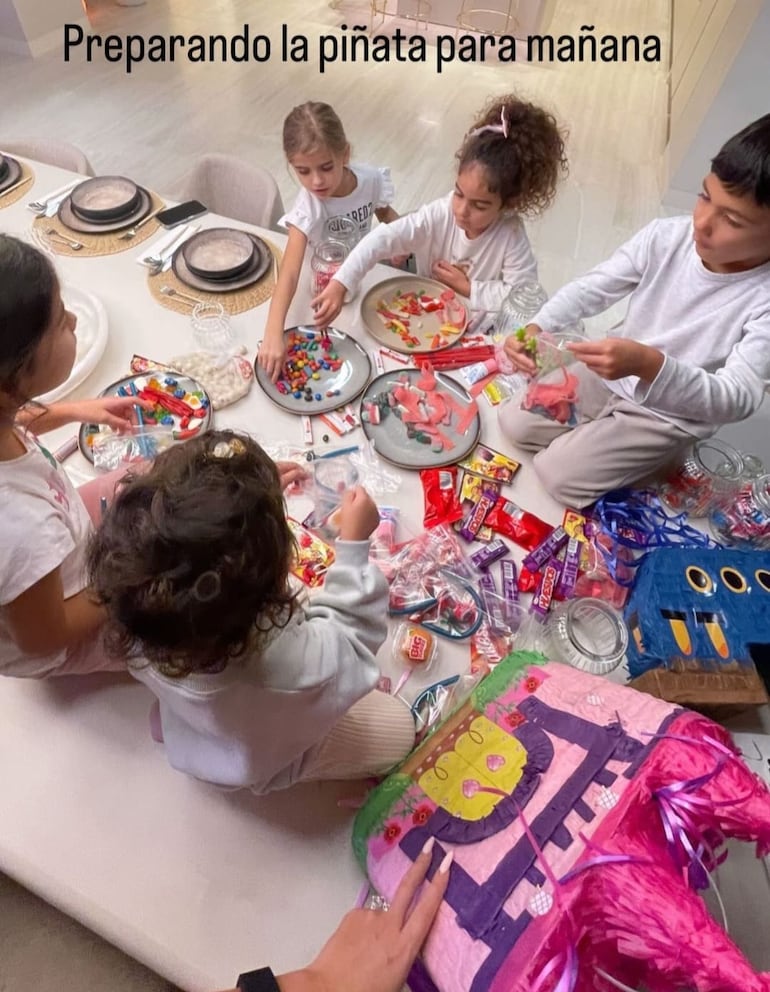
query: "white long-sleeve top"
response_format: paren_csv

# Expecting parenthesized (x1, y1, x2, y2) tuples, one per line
(131, 541, 386, 794)
(532, 214, 770, 437)
(333, 192, 538, 313)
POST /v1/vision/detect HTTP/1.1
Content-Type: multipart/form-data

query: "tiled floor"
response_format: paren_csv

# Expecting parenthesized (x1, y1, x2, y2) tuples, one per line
(5, 0, 767, 988)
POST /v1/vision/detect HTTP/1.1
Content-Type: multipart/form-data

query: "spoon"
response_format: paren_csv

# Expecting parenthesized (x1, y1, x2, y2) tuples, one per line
(119, 208, 161, 240)
(160, 285, 204, 306)
(45, 228, 83, 250)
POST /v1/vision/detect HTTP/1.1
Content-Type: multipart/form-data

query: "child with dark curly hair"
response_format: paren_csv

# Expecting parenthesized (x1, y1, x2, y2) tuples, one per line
(87, 430, 415, 793)
(311, 94, 568, 327)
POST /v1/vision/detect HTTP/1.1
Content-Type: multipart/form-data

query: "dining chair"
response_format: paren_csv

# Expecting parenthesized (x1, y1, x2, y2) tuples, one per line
(170, 154, 285, 231)
(0, 139, 95, 176)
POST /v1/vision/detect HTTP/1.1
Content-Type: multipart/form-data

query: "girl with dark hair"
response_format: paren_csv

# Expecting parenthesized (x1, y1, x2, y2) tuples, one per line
(0, 234, 147, 677)
(311, 94, 568, 327)
(87, 430, 416, 794)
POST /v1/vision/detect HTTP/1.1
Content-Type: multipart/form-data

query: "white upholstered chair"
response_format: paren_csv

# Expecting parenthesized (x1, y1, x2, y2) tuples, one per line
(1, 139, 95, 176)
(170, 153, 284, 231)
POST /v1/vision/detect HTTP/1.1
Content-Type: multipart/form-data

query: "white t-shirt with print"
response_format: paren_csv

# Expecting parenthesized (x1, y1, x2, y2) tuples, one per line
(279, 163, 394, 245)
(0, 431, 93, 677)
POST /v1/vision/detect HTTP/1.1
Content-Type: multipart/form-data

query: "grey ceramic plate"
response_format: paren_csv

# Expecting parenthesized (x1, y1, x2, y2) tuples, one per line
(182, 228, 255, 281)
(360, 275, 469, 354)
(359, 368, 480, 470)
(0, 154, 8, 183)
(78, 370, 212, 464)
(0, 155, 22, 194)
(173, 232, 271, 292)
(70, 176, 140, 221)
(59, 186, 151, 233)
(254, 326, 371, 416)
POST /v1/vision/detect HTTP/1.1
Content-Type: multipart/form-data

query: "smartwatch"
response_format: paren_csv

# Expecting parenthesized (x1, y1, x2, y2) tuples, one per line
(236, 967, 281, 992)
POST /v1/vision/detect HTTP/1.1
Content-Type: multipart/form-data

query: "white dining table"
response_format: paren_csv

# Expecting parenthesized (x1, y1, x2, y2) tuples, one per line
(2, 160, 768, 987)
(0, 158, 568, 990)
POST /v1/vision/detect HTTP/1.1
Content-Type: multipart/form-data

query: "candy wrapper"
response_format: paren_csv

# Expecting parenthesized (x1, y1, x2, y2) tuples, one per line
(458, 444, 520, 485)
(392, 622, 438, 673)
(485, 497, 552, 551)
(521, 525, 570, 572)
(458, 482, 499, 542)
(530, 558, 564, 618)
(288, 518, 335, 588)
(454, 473, 500, 543)
(420, 467, 463, 529)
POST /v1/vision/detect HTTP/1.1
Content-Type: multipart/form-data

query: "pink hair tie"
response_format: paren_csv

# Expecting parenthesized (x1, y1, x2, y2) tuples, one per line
(468, 107, 510, 140)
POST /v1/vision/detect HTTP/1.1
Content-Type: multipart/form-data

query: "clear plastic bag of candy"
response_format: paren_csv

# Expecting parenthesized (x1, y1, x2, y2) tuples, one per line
(91, 426, 174, 472)
(511, 331, 602, 426)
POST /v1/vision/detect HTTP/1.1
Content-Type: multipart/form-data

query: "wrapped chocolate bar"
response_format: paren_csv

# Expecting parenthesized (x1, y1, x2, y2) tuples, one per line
(458, 484, 499, 542)
(521, 525, 570, 572)
(530, 558, 564, 619)
(556, 536, 581, 599)
(469, 538, 509, 571)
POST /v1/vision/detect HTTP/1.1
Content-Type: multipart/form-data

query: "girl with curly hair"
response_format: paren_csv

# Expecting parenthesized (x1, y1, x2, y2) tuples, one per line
(311, 94, 568, 326)
(87, 430, 415, 794)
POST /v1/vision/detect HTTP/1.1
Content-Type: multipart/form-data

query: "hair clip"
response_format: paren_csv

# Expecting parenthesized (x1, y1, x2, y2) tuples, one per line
(468, 107, 510, 141)
(211, 437, 247, 459)
(193, 570, 221, 602)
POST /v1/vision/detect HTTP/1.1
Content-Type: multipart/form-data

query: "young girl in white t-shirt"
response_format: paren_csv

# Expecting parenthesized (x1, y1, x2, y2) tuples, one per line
(311, 94, 568, 328)
(0, 234, 152, 678)
(258, 101, 399, 381)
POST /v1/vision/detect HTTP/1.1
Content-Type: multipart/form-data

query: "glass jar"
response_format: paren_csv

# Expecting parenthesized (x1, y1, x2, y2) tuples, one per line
(739, 452, 765, 483)
(322, 216, 358, 253)
(709, 474, 770, 550)
(190, 302, 235, 356)
(310, 240, 348, 296)
(658, 438, 744, 518)
(494, 280, 548, 338)
(545, 598, 628, 675)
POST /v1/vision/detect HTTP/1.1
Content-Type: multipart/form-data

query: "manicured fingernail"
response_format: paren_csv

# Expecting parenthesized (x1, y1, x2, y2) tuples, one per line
(439, 850, 454, 874)
(421, 836, 435, 856)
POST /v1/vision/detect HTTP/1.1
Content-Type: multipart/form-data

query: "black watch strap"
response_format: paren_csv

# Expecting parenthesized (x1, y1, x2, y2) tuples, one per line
(236, 967, 281, 992)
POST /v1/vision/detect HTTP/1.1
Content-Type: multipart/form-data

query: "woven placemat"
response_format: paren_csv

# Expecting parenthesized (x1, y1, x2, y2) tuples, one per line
(31, 191, 165, 257)
(147, 238, 281, 316)
(0, 162, 35, 209)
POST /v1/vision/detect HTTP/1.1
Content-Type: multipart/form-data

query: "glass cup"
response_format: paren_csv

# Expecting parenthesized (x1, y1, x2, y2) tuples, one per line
(191, 302, 235, 356)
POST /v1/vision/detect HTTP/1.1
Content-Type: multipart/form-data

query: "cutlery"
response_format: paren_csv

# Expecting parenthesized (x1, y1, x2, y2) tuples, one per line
(0, 174, 33, 199)
(44, 228, 84, 250)
(160, 286, 204, 306)
(27, 179, 81, 213)
(119, 208, 162, 240)
(148, 224, 201, 274)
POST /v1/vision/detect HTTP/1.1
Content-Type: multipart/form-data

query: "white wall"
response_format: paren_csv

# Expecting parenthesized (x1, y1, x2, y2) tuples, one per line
(0, 0, 87, 57)
(665, 0, 770, 208)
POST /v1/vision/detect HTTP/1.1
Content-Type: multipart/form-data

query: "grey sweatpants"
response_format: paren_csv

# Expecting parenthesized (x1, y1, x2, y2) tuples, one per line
(498, 375, 694, 508)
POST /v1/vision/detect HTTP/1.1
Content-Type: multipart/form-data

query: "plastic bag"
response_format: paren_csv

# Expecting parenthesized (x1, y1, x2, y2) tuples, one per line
(91, 426, 174, 472)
